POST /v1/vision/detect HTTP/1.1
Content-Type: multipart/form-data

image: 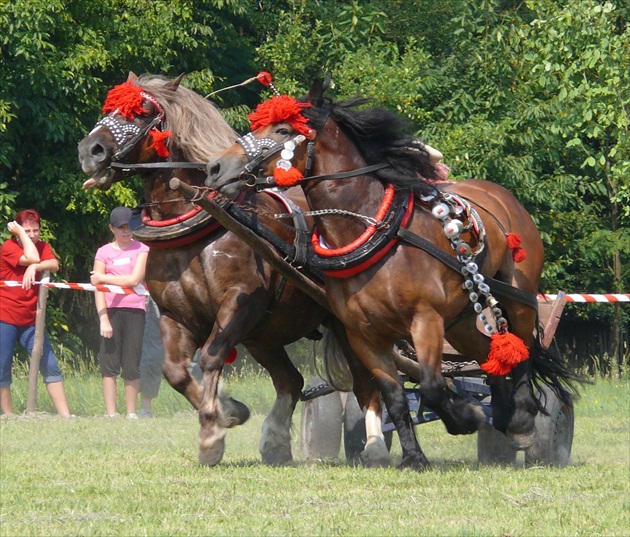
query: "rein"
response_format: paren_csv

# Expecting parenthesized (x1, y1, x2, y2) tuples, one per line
(250, 163, 391, 189)
(111, 161, 206, 170)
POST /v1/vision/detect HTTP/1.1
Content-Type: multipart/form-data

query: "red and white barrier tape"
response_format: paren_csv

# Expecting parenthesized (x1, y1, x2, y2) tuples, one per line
(538, 294, 629, 303)
(0, 280, 149, 296)
(1, 280, 627, 302)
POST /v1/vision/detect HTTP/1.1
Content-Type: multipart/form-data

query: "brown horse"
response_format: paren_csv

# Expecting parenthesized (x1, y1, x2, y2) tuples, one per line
(77, 74, 389, 467)
(206, 79, 580, 470)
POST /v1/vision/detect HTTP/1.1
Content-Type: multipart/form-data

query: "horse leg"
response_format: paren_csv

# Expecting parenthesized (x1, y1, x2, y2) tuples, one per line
(197, 361, 226, 467)
(411, 313, 485, 435)
(346, 331, 429, 471)
(499, 300, 539, 448)
(327, 319, 392, 467)
(247, 345, 303, 466)
(159, 316, 203, 408)
(445, 302, 538, 449)
(197, 328, 250, 466)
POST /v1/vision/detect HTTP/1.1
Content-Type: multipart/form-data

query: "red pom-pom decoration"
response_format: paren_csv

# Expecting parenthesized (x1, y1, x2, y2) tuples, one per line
(506, 232, 521, 249)
(225, 348, 237, 364)
(274, 165, 304, 187)
(257, 71, 273, 87)
(481, 332, 529, 376)
(506, 232, 527, 263)
(512, 246, 527, 263)
(148, 129, 171, 157)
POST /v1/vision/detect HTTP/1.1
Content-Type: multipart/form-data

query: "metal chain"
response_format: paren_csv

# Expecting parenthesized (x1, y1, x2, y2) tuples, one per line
(275, 207, 383, 228)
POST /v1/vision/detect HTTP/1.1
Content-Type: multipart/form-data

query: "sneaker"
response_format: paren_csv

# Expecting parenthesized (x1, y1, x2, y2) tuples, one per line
(127, 413, 139, 419)
(107, 413, 120, 419)
(138, 409, 153, 419)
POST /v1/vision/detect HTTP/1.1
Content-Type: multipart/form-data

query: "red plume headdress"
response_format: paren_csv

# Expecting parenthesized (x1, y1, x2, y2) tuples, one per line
(248, 96, 313, 138)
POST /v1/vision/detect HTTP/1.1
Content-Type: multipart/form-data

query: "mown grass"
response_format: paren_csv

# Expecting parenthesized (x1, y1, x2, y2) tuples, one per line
(1, 365, 628, 537)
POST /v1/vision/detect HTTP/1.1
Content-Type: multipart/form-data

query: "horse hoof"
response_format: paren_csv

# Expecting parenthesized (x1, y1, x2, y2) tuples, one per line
(261, 447, 293, 466)
(359, 437, 393, 468)
(508, 430, 536, 450)
(507, 408, 537, 449)
(198, 429, 227, 466)
(397, 454, 430, 472)
(219, 396, 250, 428)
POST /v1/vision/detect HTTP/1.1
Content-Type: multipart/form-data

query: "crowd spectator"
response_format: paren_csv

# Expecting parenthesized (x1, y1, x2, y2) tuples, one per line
(91, 207, 148, 419)
(139, 296, 165, 417)
(0, 209, 73, 417)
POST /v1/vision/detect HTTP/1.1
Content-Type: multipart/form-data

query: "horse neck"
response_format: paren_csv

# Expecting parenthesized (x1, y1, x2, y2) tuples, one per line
(303, 136, 387, 248)
(142, 146, 206, 222)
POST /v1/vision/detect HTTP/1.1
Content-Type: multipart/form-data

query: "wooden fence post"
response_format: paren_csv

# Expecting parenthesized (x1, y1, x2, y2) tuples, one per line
(26, 271, 50, 413)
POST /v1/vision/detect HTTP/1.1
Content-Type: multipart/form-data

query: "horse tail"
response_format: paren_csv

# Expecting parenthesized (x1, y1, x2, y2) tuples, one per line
(530, 320, 589, 410)
(320, 324, 354, 392)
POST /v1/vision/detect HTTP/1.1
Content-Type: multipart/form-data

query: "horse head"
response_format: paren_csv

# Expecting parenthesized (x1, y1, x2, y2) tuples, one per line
(79, 73, 238, 190)
(78, 72, 185, 191)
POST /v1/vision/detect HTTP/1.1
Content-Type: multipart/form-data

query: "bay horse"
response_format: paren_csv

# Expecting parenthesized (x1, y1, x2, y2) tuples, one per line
(77, 74, 390, 467)
(206, 79, 580, 470)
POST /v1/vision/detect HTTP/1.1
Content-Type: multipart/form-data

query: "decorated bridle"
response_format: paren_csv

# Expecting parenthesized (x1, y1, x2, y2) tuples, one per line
(93, 82, 174, 163)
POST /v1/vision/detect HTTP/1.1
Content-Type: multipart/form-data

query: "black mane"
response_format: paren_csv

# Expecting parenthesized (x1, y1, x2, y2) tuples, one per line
(303, 96, 438, 195)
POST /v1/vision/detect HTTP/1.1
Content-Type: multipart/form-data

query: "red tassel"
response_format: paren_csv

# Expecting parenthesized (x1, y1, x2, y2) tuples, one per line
(481, 332, 529, 376)
(225, 348, 237, 364)
(149, 129, 171, 157)
(274, 165, 304, 187)
(512, 246, 527, 263)
(506, 232, 521, 249)
(506, 232, 527, 263)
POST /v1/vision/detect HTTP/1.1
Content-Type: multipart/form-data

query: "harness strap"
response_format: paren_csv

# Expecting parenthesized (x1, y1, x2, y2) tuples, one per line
(265, 190, 310, 267)
(254, 163, 390, 188)
(396, 228, 538, 310)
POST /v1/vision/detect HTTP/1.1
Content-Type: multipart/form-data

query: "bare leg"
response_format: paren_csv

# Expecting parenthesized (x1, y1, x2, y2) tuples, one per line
(102, 376, 117, 416)
(0, 386, 12, 415)
(45, 381, 71, 417)
(124, 379, 140, 415)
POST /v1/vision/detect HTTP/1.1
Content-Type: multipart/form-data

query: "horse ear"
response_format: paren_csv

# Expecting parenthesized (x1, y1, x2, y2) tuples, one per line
(307, 79, 325, 107)
(127, 71, 139, 82)
(164, 73, 186, 92)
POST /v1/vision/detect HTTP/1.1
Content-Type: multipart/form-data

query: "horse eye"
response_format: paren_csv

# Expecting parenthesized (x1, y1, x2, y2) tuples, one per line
(275, 127, 291, 136)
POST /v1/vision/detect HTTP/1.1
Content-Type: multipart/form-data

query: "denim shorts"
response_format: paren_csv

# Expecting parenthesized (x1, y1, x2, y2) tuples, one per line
(0, 321, 64, 386)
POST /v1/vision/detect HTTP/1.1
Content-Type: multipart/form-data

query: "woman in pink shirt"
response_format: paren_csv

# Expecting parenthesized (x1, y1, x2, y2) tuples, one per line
(91, 207, 149, 418)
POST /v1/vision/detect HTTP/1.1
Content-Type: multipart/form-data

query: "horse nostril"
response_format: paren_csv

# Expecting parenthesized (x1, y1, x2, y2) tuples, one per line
(90, 142, 106, 162)
(206, 162, 220, 185)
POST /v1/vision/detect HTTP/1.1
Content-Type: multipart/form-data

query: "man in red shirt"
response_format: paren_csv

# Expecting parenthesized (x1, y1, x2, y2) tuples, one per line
(0, 209, 72, 416)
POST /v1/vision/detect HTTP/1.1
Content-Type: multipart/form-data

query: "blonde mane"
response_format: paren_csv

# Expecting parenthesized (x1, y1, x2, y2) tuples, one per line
(135, 75, 238, 164)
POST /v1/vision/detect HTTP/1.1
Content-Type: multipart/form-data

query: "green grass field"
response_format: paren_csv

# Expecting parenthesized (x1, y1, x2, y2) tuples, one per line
(1, 369, 628, 536)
